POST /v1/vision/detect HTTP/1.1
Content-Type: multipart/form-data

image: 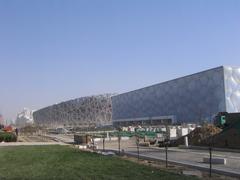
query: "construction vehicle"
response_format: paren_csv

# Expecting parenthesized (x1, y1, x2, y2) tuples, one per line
(3, 125, 13, 132)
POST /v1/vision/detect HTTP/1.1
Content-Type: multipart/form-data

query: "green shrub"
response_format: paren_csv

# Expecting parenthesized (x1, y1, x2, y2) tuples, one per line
(0, 132, 17, 142)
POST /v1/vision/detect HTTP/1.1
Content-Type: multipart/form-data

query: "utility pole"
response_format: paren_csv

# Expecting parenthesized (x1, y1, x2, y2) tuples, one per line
(165, 139, 169, 168)
(118, 129, 121, 155)
(103, 133, 105, 152)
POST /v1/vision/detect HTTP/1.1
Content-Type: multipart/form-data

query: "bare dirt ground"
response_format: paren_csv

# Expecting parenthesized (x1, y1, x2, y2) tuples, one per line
(17, 135, 56, 142)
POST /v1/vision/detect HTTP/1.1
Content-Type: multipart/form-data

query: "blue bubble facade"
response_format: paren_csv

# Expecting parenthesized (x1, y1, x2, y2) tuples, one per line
(112, 66, 240, 124)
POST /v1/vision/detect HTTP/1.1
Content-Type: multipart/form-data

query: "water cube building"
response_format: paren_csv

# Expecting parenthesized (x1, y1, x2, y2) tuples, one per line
(112, 66, 240, 126)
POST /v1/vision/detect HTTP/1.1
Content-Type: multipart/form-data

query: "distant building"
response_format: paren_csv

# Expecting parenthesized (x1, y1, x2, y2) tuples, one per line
(112, 66, 240, 126)
(33, 94, 113, 128)
(15, 108, 34, 127)
(0, 114, 4, 125)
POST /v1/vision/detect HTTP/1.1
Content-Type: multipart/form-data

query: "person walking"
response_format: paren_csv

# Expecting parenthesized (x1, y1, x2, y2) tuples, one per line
(15, 128, 19, 136)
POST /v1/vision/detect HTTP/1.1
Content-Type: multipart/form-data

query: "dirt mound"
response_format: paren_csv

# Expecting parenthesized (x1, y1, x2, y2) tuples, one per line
(173, 124, 222, 146)
(20, 125, 44, 135)
(209, 121, 240, 149)
(172, 123, 240, 149)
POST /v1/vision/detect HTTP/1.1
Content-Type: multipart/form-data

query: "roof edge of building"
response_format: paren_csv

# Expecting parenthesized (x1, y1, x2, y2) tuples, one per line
(112, 66, 228, 98)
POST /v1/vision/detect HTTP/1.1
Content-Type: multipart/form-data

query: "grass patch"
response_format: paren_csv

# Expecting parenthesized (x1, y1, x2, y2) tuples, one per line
(0, 145, 198, 180)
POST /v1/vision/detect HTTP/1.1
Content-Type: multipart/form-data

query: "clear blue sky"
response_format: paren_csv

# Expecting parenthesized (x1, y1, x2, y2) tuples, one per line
(0, 0, 240, 120)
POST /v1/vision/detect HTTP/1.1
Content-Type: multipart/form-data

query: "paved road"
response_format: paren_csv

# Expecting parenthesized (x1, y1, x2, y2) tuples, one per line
(94, 138, 240, 177)
(117, 146, 240, 177)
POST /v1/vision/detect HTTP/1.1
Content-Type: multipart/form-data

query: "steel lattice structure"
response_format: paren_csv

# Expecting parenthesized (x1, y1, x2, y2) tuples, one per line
(33, 94, 113, 128)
